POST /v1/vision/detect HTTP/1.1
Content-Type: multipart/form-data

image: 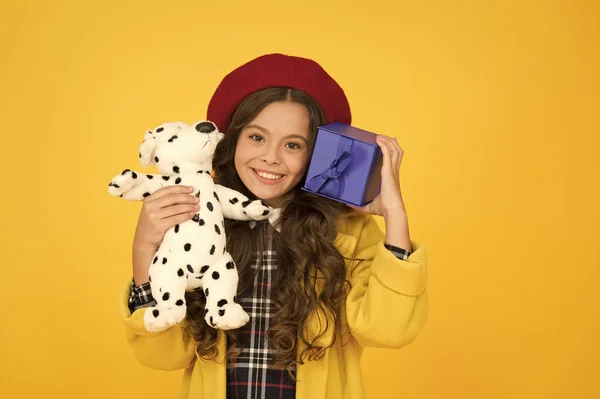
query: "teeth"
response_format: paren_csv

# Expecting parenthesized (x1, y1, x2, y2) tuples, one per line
(255, 170, 283, 180)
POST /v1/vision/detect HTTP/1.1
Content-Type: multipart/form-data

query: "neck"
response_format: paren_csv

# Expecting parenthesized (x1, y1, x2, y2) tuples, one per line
(262, 192, 294, 208)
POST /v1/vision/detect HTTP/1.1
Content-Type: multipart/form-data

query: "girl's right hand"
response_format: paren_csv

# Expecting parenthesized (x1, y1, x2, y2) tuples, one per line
(132, 185, 200, 285)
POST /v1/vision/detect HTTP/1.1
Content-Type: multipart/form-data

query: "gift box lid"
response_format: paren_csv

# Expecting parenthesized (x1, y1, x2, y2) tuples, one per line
(317, 122, 378, 146)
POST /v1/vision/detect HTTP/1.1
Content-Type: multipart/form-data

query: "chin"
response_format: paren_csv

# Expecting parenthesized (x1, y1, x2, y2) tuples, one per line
(247, 186, 294, 208)
(249, 187, 284, 202)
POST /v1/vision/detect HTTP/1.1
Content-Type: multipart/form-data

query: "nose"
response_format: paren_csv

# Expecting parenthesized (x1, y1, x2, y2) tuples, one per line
(195, 121, 216, 133)
(261, 144, 281, 165)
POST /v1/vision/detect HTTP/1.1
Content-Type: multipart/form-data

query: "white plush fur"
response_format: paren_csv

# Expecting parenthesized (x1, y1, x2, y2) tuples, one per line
(108, 120, 272, 332)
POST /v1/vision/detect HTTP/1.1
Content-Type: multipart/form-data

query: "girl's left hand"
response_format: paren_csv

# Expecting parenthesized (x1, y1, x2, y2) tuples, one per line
(348, 135, 406, 218)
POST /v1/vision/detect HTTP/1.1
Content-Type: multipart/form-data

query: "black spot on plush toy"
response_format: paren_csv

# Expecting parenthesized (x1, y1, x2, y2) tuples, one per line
(108, 120, 272, 332)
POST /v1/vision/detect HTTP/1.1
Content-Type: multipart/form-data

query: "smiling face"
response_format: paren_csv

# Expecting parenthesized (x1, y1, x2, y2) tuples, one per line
(234, 101, 311, 208)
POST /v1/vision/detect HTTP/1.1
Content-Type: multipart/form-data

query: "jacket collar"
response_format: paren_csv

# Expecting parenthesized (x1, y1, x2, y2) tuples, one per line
(249, 207, 282, 232)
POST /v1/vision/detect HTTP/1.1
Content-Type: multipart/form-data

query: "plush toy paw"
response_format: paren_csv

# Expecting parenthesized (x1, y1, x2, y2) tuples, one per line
(143, 304, 187, 332)
(205, 303, 250, 330)
(107, 169, 138, 197)
(242, 199, 273, 220)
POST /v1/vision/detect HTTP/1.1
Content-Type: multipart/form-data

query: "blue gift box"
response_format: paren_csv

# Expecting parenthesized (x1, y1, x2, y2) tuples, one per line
(301, 122, 383, 207)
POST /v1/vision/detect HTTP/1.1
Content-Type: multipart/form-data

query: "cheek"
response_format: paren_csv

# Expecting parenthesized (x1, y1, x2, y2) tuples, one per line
(287, 153, 309, 175)
(234, 141, 247, 169)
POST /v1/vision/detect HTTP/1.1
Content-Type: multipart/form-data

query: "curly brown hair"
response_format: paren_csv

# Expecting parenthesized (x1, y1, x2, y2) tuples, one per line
(183, 87, 354, 374)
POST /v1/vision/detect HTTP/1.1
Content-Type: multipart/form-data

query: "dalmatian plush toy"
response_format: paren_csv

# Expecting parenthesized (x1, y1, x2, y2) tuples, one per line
(108, 120, 272, 333)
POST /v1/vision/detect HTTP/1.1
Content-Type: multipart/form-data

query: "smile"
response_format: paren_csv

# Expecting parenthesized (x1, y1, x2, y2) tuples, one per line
(251, 168, 284, 181)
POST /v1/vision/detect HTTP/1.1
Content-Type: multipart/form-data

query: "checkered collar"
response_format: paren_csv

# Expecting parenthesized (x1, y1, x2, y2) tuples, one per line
(249, 207, 282, 232)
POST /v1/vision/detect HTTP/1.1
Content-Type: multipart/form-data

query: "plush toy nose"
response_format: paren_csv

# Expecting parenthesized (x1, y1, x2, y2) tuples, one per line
(195, 121, 217, 133)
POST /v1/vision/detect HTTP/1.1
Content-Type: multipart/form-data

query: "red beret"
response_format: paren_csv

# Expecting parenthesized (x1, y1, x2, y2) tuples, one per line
(207, 53, 352, 133)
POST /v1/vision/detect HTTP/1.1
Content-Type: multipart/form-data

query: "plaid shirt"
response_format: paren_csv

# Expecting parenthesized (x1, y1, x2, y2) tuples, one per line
(128, 224, 411, 398)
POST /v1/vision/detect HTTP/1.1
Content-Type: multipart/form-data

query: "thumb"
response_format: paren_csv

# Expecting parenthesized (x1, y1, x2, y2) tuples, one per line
(347, 203, 369, 213)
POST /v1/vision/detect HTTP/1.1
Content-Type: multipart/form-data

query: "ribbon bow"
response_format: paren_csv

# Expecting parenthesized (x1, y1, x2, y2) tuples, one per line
(306, 137, 353, 197)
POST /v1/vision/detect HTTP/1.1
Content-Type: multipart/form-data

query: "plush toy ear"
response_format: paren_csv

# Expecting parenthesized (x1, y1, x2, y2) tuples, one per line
(139, 131, 156, 167)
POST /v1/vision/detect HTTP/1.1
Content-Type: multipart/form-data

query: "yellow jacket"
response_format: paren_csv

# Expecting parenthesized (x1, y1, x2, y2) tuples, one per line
(120, 214, 428, 399)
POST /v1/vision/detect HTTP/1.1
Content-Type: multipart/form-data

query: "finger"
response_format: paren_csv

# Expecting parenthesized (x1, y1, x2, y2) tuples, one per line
(150, 193, 200, 210)
(160, 211, 197, 230)
(379, 137, 403, 180)
(389, 136, 403, 153)
(346, 204, 370, 213)
(346, 204, 364, 212)
(378, 136, 400, 168)
(377, 136, 394, 173)
(390, 143, 400, 170)
(378, 141, 401, 191)
(155, 203, 200, 220)
(377, 135, 396, 154)
(389, 137, 403, 165)
(146, 185, 194, 202)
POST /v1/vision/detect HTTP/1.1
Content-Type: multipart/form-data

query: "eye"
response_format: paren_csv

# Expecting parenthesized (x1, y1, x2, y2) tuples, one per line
(250, 134, 264, 142)
(286, 142, 302, 150)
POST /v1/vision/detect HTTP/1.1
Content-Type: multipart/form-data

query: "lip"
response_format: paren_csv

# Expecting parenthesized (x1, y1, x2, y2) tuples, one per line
(251, 168, 285, 185)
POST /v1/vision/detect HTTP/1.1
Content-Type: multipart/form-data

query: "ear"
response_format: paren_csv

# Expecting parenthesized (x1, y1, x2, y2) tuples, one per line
(139, 131, 156, 167)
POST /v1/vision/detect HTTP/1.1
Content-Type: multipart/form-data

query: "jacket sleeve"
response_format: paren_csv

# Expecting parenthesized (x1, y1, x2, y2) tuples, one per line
(345, 215, 429, 349)
(120, 278, 197, 371)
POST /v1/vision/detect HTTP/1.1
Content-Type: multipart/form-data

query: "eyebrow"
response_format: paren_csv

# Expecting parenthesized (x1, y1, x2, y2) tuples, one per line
(246, 124, 309, 143)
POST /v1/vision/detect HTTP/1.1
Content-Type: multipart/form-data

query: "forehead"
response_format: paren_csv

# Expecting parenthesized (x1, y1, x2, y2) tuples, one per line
(248, 101, 310, 138)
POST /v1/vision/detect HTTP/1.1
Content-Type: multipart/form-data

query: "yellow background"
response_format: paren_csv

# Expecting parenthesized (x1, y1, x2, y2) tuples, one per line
(1, 0, 598, 397)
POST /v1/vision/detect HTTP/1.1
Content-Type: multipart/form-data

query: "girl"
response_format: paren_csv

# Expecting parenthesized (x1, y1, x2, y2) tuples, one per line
(121, 53, 428, 399)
